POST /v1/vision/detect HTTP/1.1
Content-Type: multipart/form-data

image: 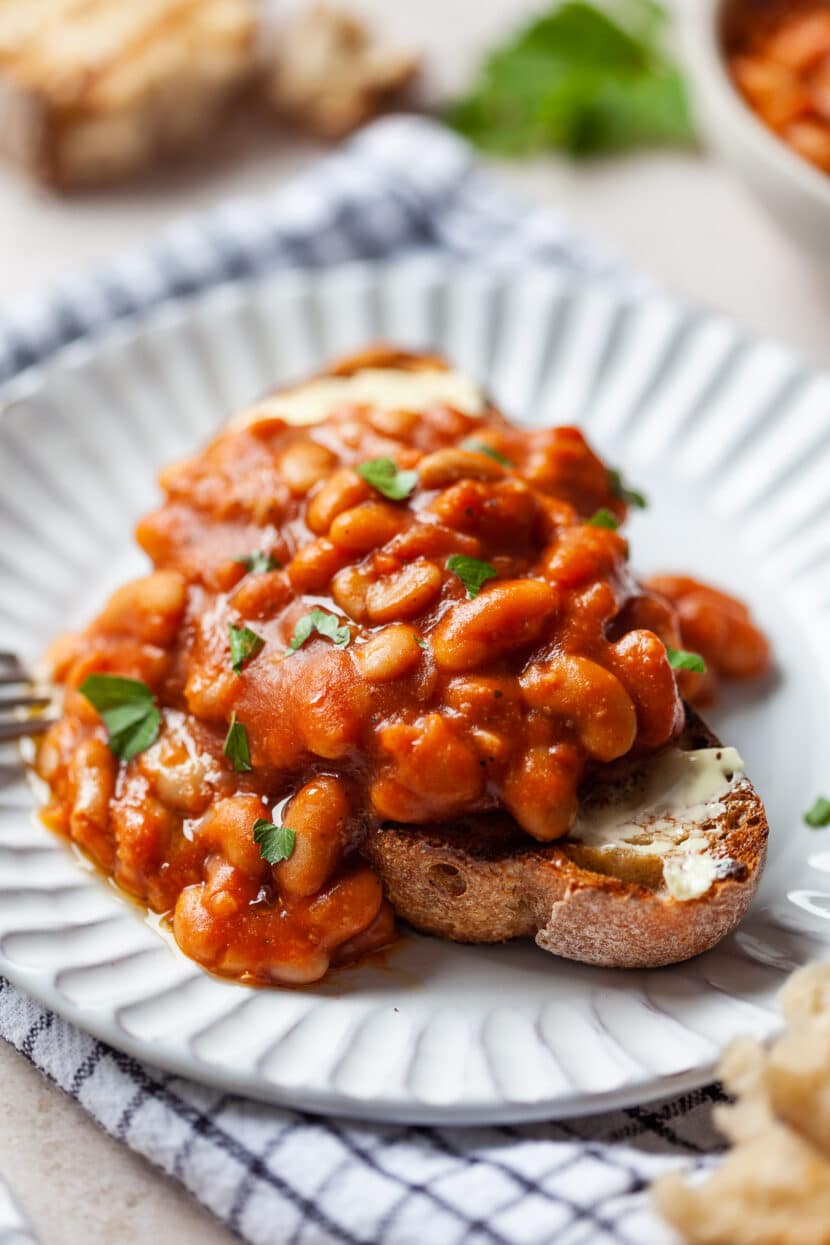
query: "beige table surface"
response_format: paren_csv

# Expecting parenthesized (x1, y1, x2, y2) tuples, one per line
(1, 3, 828, 1243)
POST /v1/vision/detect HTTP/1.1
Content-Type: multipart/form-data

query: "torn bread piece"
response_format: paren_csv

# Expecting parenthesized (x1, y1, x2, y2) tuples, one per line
(362, 708, 768, 969)
(266, 3, 420, 139)
(0, 0, 258, 188)
(654, 963, 830, 1245)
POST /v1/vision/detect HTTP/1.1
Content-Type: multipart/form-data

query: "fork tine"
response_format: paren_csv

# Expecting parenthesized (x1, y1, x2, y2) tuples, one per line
(0, 694, 52, 709)
(0, 718, 55, 741)
(0, 655, 55, 735)
(0, 761, 29, 787)
(0, 664, 29, 685)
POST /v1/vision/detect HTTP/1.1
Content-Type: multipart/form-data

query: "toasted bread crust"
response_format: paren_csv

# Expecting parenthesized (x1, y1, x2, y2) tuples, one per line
(361, 709, 768, 969)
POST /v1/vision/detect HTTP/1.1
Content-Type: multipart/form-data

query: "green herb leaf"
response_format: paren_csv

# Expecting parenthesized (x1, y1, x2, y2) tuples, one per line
(805, 797, 830, 828)
(289, 608, 351, 652)
(416, 636, 430, 651)
(236, 551, 281, 574)
(460, 439, 513, 467)
(665, 647, 706, 674)
(357, 457, 418, 501)
(447, 554, 498, 599)
(229, 623, 265, 675)
(449, 1, 695, 158)
(253, 818, 296, 864)
(109, 710, 161, 761)
(587, 508, 620, 529)
(608, 466, 647, 509)
(223, 711, 252, 773)
(79, 673, 161, 762)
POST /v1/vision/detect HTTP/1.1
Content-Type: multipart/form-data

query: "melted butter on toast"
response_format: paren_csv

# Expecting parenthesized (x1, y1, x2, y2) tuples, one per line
(571, 747, 745, 901)
(233, 368, 486, 428)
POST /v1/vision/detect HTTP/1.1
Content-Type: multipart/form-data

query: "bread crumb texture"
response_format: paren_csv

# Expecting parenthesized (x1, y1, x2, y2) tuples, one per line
(267, 3, 420, 139)
(653, 963, 830, 1244)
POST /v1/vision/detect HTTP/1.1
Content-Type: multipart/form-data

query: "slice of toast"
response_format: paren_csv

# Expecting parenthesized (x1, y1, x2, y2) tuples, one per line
(0, 0, 257, 188)
(361, 708, 768, 969)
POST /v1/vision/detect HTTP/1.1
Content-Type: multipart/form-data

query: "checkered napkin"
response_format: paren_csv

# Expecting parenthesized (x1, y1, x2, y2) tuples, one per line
(0, 117, 719, 1245)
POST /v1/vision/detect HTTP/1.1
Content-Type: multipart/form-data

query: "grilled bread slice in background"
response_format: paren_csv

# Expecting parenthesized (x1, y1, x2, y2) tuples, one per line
(0, 0, 257, 188)
(362, 708, 768, 969)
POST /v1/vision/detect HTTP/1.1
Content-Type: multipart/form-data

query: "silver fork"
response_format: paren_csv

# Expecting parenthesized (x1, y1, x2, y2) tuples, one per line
(0, 652, 55, 741)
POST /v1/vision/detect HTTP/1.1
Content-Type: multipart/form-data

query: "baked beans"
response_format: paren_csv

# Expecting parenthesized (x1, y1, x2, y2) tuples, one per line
(645, 575, 770, 705)
(727, 2, 830, 174)
(35, 348, 770, 985)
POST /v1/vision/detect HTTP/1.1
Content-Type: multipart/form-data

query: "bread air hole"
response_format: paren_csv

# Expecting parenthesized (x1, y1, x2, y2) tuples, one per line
(427, 863, 468, 897)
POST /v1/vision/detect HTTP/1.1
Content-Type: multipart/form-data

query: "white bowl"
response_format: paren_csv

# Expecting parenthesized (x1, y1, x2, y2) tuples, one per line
(680, 0, 830, 257)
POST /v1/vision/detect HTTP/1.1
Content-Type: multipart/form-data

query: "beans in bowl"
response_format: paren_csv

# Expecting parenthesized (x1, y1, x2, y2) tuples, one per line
(727, 1, 830, 174)
(34, 348, 770, 985)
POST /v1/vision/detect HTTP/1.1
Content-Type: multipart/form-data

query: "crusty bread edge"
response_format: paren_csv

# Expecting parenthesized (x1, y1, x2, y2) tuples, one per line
(361, 711, 769, 969)
(535, 778, 767, 968)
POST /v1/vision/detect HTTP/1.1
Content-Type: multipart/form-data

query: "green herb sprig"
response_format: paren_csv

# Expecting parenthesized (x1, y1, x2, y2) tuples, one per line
(289, 608, 351, 652)
(79, 674, 161, 762)
(665, 647, 706, 674)
(587, 508, 620, 530)
(237, 551, 281, 575)
(608, 467, 647, 509)
(450, 1, 695, 158)
(223, 712, 252, 773)
(357, 457, 418, 501)
(229, 624, 265, 675)
(804, 797, 830, 828)
(253, 818, 296, 864)
(460, 439, 513, 467)
(448, 555, 498, 599)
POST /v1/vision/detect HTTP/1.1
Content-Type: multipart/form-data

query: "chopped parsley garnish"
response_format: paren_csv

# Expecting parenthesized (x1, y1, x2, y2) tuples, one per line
(608, 467, 647, 509)
(460, 439, 513, 467)
(666, 647, 706, 674)
(223, 712, 252, 773)
(253, 818, 296, 864)
(587, 508, 620, 530)
(447, 554, 498, 599)
(289, 608, 351, 652)
(79, 673, 161, 762)
(236, 551, 281, 575)
(449, 1, 695, 158)
(804, 797, 830, 828)
(357, 456, 418, 501)
(229, 623, 265, 675)
(416, 636, 430, 651)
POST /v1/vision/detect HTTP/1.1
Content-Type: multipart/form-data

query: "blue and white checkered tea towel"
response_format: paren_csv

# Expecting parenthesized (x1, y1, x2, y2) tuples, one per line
(0, 116, 715, 1245)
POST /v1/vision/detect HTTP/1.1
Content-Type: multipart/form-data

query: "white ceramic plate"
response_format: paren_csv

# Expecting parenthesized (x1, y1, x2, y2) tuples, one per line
(0, 1180, 38, 1245)
(1, 261, 829, 1124)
